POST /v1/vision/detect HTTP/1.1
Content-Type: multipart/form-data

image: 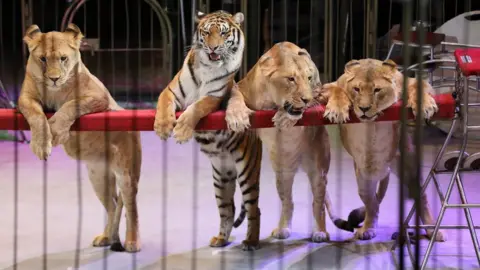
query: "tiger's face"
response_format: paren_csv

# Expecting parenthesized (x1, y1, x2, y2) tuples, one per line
(194, 11, 244, 63)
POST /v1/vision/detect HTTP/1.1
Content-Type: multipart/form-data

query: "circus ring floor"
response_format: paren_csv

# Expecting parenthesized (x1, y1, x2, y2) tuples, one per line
(0, 125, 479, 270)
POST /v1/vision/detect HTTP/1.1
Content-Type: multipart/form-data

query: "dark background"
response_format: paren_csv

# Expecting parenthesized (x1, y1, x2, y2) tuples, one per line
(0, 0, 478, 104)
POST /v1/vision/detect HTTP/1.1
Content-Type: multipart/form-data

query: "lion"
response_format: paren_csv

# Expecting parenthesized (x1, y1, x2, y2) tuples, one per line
(322, 58, 447, 241)
(225, 42, 352, 243)
(18, 24, 142, 252)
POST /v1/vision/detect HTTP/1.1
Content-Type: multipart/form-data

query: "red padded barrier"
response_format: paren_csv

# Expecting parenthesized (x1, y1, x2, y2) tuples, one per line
(0, 93, 455, 131)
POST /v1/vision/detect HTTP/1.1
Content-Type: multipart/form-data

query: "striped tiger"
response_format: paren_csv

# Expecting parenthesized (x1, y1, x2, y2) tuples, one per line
(154, 10, 262, 250)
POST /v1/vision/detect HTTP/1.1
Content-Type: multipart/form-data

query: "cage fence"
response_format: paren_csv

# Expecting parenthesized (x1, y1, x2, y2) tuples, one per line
(0, 0, 480, 270)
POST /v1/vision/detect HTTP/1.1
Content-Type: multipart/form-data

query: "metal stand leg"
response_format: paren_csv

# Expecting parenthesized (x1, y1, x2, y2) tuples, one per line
(391, 69, 480, 269)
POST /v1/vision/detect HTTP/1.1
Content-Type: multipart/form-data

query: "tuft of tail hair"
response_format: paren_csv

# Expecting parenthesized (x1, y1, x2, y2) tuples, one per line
(332, 217, 357, 232)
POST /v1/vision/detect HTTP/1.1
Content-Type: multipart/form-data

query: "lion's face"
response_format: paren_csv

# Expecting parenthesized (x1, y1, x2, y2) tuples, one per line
(23, 24, 84, 90)
(341, 59, 399, 122)
(259, 42, 321, 119)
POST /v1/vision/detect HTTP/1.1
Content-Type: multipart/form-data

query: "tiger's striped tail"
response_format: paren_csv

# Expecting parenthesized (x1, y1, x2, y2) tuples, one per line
(233, 203, 246, 228)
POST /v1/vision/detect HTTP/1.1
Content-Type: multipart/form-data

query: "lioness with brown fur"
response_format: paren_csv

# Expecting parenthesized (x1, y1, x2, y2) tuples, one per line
(18, 24, 142, 252)
(226, 42, 352, 242)
(322, 58, 446, 241)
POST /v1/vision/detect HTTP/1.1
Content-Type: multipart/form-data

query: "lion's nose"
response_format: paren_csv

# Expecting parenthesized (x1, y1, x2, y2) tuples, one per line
(359, 106, 371, 113)
(49, 77, 59, 83)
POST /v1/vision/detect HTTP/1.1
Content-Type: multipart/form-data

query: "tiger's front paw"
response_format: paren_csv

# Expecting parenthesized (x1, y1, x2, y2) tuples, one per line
(225, 102, 253, 133)
(173, 111, 195, 144)
(272, 110, 299, 130)
(324, 101, 350, 124)
(154, 110, 176, 140)
(48, 112, 72, 146)
(209, 236, 229, 247)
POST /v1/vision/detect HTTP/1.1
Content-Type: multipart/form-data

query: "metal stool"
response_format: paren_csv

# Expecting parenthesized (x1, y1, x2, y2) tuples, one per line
(385, 31, 446, 85)
(392, 48, 480, 269)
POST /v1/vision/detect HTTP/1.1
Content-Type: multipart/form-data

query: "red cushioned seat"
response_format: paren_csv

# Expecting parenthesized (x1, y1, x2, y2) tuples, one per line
(454, 48, 480, 77)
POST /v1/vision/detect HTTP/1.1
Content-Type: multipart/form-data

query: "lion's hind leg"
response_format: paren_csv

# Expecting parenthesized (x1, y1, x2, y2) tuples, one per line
(86, 161, 122, 248)
(353, 166, 383, 240)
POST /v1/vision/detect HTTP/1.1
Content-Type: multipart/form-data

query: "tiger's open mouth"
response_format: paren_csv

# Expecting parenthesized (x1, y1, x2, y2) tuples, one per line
(208, 53, 221, 61)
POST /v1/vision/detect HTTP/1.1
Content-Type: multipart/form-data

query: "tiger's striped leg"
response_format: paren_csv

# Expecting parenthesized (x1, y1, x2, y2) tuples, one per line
(232, 133, 262, 251)
(208, 154, 238, 248)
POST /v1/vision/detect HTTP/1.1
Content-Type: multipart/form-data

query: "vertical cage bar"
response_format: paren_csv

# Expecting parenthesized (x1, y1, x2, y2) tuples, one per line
(399, 0, 413, 269)
(413, 0, 427, 268)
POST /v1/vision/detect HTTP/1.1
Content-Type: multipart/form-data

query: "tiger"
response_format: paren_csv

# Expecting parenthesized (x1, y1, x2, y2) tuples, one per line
(225, 42, 354, 243)
(18, 24, 142, 252)
(153, 10, 262, 250)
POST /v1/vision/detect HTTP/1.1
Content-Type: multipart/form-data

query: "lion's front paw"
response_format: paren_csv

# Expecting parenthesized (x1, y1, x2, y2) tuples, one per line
(48, 113, 72, 146)
(29, 133, 52, 161)
(173, 112, 195, 144)
(413, 96, 438, 120)
(225, 103, 253, 133)
(324, 102, 350, 124)
(271, 227, 291, 239)
(272, 110, 299, 130)
(154, 111, 176, 140)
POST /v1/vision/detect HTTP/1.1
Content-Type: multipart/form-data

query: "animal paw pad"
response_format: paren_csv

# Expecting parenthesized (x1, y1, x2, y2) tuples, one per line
(355, 227, 377, 240)
(124, 241, 141, 253)
(271, 227, 291, 239)
(311, 231, 330, 243)
(173, 122, 194, 143)
(92, 235, 111, 247)
(210, 236, 229, 247)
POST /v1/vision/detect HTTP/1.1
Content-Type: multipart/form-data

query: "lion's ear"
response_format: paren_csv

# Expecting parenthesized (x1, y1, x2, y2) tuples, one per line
(344, 60, 360, 74)
(382, 59, 397, 72)
(298, 48, 311, 59)
(64, 23, 84, 49)
(343, 60, 360, 82)
(23, 24, 42, 52)
(258, 55, 276, 77)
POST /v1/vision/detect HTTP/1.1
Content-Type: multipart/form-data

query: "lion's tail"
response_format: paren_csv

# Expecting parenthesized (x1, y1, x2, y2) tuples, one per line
(344, 177, 390, 229)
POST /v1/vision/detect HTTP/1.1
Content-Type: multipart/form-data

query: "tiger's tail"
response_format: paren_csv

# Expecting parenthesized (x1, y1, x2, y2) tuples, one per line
(233, 203, 246, 228)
